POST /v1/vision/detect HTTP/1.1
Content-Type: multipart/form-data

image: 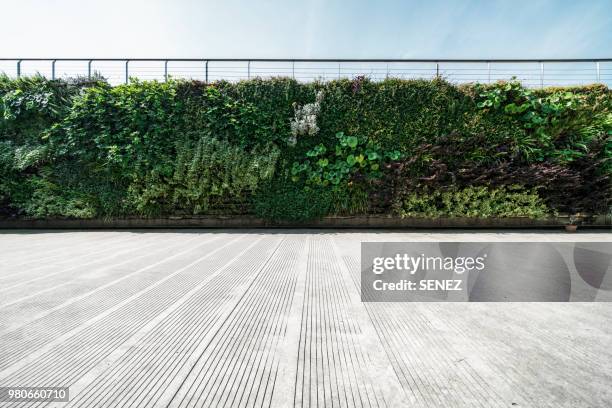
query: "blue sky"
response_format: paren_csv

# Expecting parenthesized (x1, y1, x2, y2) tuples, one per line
(1, 0, 610, 58)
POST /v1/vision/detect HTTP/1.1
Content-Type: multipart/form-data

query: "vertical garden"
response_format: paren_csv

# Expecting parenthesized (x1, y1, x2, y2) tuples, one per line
(0, 74, 610, 223)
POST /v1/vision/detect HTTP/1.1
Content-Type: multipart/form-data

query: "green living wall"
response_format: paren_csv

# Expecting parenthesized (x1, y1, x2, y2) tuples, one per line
(0, 74, 610, 222)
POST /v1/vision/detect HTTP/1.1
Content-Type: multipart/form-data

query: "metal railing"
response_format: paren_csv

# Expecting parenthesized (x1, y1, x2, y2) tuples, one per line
(1, 58, 610, 87)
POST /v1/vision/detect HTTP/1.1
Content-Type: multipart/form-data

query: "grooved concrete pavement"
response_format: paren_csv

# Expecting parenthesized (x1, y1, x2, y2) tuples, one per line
(0, 230, 610, 408)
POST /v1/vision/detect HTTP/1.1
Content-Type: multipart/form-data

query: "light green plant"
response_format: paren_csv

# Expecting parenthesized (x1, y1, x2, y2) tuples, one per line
(291, 131, 400, 186)
(169, 136, 279, 215)
(399, 186, 552, 218)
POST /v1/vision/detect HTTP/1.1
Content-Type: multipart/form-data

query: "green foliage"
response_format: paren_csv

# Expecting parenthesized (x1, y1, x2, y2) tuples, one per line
(0, 75, 609, 221)
(329, 184, 371, 216)
(0, 75, 102, 217)
(253, 178, 333, 222)
(398, 186, 551, 218)
(215, 77, 315, 147)
(291, 131, 400, 186)
(316, 77, 470, 152)
(475, 80, 610, 163)
(9, 174, 96, 218)
(168, 136, 279, 215)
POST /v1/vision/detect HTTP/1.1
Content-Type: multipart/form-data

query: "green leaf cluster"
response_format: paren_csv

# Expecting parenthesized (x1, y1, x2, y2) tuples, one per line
(399, 186, 552, 219)
(291, 131, 400, 186)
(0, 75, 608, 221)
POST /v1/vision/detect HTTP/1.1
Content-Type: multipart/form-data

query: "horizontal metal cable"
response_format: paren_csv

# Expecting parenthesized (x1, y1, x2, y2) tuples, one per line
(2, 58, 610, 87)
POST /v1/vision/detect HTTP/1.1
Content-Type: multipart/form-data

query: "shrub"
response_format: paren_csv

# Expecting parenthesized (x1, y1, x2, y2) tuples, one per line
(253, 178, 333, 222)
(170, 136, 279, 215)
(0, 75, 609, 221)
(120, 136, 279, 216)
(290, 131, 400, 187)
(8, 175, 96, 218)
(398, 186, 551, 218)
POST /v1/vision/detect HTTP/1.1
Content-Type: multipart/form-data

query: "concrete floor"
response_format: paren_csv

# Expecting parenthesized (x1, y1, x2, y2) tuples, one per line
(0, 230, 610, 408)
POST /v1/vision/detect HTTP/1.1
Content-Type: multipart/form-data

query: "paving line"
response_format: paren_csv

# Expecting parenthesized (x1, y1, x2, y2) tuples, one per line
(330, 238, 377, 408)
(46, 235, 265, 407)
(328, 236, 393, 408)
(1, 234, 255, 408)
(377, 305, 469, 408)
(365, 304, 439, 408)
(0, 233, 172, 304)
(0, 233, 229, 381)
(161, 237, 288, 408)
(0, 235, 133, 281)
(335, 236, 496, 407)
(296, 237, 313, 408)
(315, 241, 333, 407)
(0, 234, 227, 371)
(349, 261, 488, 407)
(0, 232, 127, 267)
(340, 254, 514, 408)
(174, 238, 303, 407)
(238, 241, 301, 407)
(0, 234, 204, 333)
(95, 236, 277, 408)
(355, 237, 506, 404)
(221, 238, 298, 407)
(0, 233, 188, 299)
(236, 254, 297, 408)
(291, 236, 399, 408)
(0, 232, 170, 290)
(322, 243, 382, 408)
(0, 234, 250, 405)
(331, 244, 433, 407)
(74, 236, 279, 407)
(319, 241, 347, 407)
(176, 246, 290, 406)
(3, 232, 608, 408)
(61, 235, 282, 408)
(0, 232, 149, 279)
(314, 239, 354, 408)
(193, 241, 294, 406)
(394, 306, 492, 407)
(268, 235, 309, 408)
(0, 232, 132, 275)
(320, 238, 380, 408)
(0, 232, 117, 260)
(304, 238, 343, 408)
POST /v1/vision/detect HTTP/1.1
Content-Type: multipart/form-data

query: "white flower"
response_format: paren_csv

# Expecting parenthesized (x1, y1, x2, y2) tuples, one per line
(289, 91, 324, 143)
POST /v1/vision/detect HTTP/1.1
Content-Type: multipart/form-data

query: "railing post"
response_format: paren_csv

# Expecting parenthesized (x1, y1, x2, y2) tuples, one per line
(4, 58, 608, 85)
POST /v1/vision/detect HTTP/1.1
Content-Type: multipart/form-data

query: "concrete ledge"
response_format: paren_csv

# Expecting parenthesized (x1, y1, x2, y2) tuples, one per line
(0, 214, 609, 229)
